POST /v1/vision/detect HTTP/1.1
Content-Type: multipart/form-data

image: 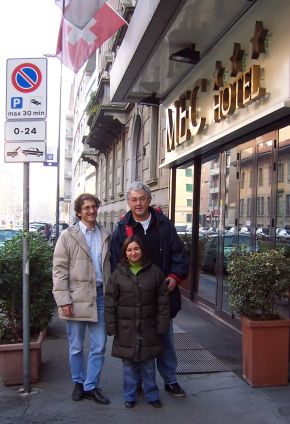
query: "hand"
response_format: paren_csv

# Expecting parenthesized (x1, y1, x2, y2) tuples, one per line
(61, 304, 74, 317)
(166, 276, 177, 292)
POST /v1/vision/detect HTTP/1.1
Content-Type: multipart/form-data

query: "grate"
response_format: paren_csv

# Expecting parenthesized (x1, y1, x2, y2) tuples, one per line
(174, 332, 204, 350)
(174, 332, 230, 374)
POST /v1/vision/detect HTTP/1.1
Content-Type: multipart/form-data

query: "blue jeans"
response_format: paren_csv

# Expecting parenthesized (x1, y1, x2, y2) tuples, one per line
(123, 358, 159, 402)
(66, 286, 106, 391)
(156, 320, 177, 384)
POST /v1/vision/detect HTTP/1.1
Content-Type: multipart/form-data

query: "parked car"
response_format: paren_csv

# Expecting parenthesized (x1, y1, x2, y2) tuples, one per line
(202, 233, 254, 274)
(0, 229, 21, 248)
(50, 222, 69, 245)
(276, 227, 284, 236)
(239, 226, 251, 235)
(200, 226, 217, 235)
(276, 228, 290, 243)
(29, 222, 52, 240)
(256, 227, 269, 240)
(175, 224, 191, 235)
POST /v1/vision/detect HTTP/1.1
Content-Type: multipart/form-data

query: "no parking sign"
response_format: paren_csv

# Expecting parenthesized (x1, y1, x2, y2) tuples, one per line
(6, 58, 47, 120)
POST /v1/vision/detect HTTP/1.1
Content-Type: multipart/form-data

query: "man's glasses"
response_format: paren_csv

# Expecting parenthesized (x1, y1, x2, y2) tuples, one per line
(82, 205, 98, 212)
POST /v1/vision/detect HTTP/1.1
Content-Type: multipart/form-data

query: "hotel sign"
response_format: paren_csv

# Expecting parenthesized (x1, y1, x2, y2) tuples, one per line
(166, 21, 269, 153)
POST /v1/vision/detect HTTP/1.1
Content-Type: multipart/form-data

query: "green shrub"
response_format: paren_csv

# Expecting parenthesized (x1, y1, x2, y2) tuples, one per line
(227, 248, 290, 320)
(0, 232, 55, 343)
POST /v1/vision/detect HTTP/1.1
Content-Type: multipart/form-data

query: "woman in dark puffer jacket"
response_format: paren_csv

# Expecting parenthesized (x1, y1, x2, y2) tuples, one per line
(105, 236, 170, 409)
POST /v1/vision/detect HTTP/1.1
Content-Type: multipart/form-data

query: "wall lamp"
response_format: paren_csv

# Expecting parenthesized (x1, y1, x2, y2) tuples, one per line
(139, 92, 160, 106)
(170, 44, 200, 65)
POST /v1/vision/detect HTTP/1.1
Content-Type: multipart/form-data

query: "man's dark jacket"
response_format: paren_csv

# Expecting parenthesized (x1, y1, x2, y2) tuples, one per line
(110, 207, 189, 282)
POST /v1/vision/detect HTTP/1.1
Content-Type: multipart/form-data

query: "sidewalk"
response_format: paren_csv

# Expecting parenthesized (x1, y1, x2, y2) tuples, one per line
(1, 299, 290, 424)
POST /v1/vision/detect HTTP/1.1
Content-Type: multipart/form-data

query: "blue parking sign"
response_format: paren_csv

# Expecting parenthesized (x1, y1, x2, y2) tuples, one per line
(11, 97, 23, 109)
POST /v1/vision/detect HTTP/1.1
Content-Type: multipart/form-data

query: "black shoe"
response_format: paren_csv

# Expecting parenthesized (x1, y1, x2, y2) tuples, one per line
(149, 400, 162, 408)
(164, 383, 185, 397)
(72, 383, 84, 401)
(125, 401, 136, 408)
(83, 388, 110, 405)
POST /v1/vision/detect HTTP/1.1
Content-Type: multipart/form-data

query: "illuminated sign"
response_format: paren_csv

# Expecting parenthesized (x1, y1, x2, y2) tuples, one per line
(166, 21, 269, 153)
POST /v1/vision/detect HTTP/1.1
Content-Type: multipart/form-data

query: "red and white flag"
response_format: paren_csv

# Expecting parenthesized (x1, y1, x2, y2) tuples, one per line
(56, 2, 127, 73)
(55, 0, 107, 29)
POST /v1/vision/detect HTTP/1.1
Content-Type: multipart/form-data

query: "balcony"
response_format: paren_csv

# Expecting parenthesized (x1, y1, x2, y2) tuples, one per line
(209, 186, 219, 194)
(65, 149, 72, 158)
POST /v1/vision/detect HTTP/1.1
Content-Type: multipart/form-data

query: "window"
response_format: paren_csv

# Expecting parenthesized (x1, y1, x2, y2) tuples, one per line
(186, 214, 192, 222)
(277, 194, 283, 216)
(286, 195, 290, 216)
(278, 163, 284, 182)
(187, 199, 192, 207)
(267, 196, 271, 216)
(258, 167, 263, 186)
(241, 172, 245, 189)
(186, 184, 193, 192)
(239, 198, 244, 217)
(185, 168, 192, 177)
(249, 170, 254, 187)
(257, 197, 264, 216)
(246, 198, 251, 216)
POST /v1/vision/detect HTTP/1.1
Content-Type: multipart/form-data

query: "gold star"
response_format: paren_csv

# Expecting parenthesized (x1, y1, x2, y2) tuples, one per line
(230, 43, 244, 77)
(213, 61, 225, 90)
(250, 21, 268, 59)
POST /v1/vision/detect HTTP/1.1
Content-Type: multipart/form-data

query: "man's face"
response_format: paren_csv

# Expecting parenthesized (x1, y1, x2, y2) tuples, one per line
(78, 199, 98, 227)
(127, 189, 151, 221)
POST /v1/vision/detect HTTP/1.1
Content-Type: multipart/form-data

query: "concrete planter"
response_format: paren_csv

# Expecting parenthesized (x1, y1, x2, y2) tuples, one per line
(0, 330, 45, 385)
(241, 315, 290, 387)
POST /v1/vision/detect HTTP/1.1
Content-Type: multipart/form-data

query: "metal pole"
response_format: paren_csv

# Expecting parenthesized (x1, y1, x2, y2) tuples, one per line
(23, 162, 30, 393)
(55, 61, 63, 241)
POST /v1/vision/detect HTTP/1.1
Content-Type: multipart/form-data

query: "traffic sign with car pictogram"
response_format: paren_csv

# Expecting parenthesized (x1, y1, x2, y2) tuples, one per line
(5, 142, 46, 163)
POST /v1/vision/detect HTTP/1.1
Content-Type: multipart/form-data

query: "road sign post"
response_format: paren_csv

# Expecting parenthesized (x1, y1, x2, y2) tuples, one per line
(5, 58, 48, 393)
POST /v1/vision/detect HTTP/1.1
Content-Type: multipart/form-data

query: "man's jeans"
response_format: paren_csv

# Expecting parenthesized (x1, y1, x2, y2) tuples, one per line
(66, 286, 106, 391)
(123, 358, 159, 402)
(157, 320, 177, 384)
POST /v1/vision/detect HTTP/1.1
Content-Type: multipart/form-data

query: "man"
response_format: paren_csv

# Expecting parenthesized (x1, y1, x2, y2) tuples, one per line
(110, 182, 189, 397)
(53, 193, 111, 404)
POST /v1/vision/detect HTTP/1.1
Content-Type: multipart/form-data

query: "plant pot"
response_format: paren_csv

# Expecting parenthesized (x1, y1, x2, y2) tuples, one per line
(241, 315, 290, 387)
(0, 330, 45, 386)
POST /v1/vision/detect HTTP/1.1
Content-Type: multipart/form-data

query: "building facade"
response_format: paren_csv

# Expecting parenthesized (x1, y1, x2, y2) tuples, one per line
(65, 0, 290, 327)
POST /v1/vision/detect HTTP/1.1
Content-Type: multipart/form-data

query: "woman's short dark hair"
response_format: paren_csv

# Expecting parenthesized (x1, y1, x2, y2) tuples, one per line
(74, 193, 101, 216)
(121, 235, 148, 265)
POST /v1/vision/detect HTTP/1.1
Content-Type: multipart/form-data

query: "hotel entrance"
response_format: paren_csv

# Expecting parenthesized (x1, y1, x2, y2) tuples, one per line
(172, 125, 290, 321)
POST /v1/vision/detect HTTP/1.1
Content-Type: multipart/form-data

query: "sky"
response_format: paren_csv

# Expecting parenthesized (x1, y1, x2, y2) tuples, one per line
(0, 0, 74, 223)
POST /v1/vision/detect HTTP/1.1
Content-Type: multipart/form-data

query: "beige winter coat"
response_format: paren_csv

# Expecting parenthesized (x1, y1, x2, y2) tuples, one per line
(52, 223, 111, 322)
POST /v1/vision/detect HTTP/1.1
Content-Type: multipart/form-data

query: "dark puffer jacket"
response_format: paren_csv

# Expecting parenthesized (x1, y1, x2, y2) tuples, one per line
(105, 260, 170, 361)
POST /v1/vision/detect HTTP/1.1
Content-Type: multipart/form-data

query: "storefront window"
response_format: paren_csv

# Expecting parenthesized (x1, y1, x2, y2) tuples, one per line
(173, 164, 194, 295)
(199, 156, 220, 305)
(277, 125, 290, 249)
(171, 127, 290, 320)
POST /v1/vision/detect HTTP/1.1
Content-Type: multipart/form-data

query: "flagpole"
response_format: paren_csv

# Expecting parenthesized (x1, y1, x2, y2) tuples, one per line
(45, 0, 64, 242)
(54, 0, 65, 241)
(55, 60, 62, 242)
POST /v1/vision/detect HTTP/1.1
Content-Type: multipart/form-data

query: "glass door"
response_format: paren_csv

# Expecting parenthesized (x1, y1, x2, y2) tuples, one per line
(198, 155, 220, 305)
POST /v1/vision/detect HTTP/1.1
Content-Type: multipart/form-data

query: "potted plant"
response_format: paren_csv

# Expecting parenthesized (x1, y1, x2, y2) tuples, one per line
(0, 232, 55, 385)
(227, 247, 290, 387)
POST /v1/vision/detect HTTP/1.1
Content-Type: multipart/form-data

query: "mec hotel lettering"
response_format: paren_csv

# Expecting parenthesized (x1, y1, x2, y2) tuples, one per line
(166, 64, 266, 153)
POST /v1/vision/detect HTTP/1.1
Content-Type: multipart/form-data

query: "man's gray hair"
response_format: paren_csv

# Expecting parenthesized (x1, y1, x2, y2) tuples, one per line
(125, 181, 152, 200)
